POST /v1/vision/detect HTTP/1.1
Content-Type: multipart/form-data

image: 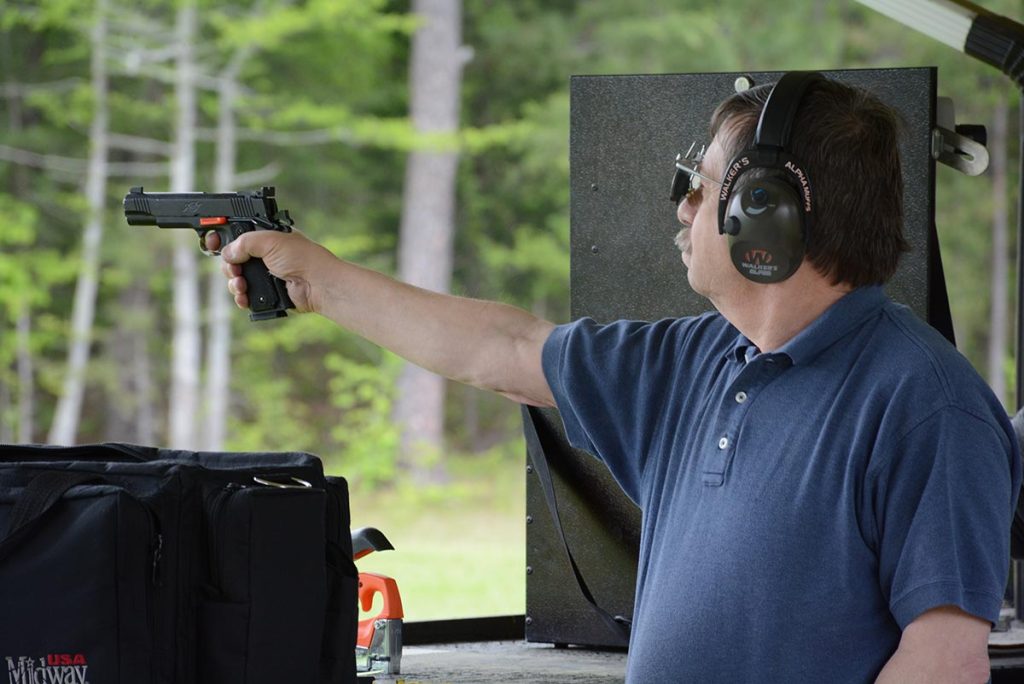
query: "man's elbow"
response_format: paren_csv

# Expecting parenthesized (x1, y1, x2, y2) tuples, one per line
(471, 320, 555, 407)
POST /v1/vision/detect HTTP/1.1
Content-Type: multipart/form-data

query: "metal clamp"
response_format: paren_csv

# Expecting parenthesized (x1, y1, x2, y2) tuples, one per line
(933, 96, 989, 176)
(355, 618, 403, 675)
(932, 125, 989, 176)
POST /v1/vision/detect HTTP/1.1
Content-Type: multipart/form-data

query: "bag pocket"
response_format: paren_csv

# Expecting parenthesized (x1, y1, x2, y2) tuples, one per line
(0, 481, 158, 684)
(198, 481, 327, 684)
(321, 477, 358, 684)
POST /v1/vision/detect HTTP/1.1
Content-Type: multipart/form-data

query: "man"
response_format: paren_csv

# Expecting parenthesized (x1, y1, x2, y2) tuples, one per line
(217, 73, 1019, 682)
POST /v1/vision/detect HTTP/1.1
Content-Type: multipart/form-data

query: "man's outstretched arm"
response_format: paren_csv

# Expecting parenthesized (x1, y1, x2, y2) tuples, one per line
(218, 229, 557, 407)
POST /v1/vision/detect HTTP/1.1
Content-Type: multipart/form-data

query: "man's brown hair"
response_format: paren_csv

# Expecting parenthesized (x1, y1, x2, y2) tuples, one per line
(709, 77, 909, 287)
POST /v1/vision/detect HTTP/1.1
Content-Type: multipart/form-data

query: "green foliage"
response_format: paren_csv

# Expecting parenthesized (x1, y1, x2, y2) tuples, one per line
(3, 0, 1022, 456)
(0, 193, 74, 322)
(327, 349, 402, 487)
(2, 0, 1021, 625)
(350, 442, 526, 620)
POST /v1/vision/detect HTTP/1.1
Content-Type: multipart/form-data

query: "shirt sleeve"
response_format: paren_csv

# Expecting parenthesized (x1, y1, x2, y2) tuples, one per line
(541, 316, 705, 502)
(867, 405, 1021, 629)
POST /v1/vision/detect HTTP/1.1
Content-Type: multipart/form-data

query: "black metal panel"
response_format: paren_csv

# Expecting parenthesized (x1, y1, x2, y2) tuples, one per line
(526, 69, 937, 648)
(404, 615, 526, 645)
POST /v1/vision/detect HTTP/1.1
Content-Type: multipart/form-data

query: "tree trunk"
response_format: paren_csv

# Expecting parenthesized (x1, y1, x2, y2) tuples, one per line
(393, 0, 465, 483)
(168, 0, 202, 449)
(0, 381, 9, 443)
(48, 0, 110, 445)
(988, 95, 1009, 405)
(3, 28, 36, 444)
(17, 310, 33, 443)
(132, 285, 156, 445)
(203, 64, 243, 451)
(104, 287, 154, 444)
(104, 289, 136, 442)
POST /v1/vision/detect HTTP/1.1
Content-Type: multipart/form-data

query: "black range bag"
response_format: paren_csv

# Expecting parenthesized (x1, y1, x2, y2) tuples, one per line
(0, 444, 358, 684)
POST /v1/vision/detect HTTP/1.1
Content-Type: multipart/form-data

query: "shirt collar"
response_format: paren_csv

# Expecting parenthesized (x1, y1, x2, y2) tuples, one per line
(724, 286, 887, 366)
(726, 334, 761, 365)
(776, 286, 886, 365)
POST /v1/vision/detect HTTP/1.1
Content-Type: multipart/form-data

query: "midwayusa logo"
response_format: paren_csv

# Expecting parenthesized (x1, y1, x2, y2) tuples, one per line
(5, 654, 89, 684)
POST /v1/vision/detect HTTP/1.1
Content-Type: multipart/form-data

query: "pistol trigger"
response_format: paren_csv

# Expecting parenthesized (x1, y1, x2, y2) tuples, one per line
(198, 230, 218, 256)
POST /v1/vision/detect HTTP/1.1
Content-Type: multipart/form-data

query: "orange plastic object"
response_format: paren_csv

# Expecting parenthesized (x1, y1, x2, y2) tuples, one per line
(199, 216, 228, 226)
(356, 572, 404, 648)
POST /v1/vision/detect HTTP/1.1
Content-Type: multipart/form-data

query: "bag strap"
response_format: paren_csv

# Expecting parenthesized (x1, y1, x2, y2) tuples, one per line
(521, 405, 631, 642)
(928, 221, 956, 347)
(0, 470, 104, 564)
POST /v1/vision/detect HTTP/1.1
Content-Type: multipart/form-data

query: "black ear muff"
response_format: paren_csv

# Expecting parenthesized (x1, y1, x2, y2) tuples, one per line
(723, 176, 806, 283)
(716, 71, 824, 284)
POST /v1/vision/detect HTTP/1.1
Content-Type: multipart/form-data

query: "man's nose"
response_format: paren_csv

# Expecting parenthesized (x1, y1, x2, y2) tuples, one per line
(677, 197, 696, 225)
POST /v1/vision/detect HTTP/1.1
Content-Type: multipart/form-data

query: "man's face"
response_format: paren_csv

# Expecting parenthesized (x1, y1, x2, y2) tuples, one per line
(675, 135, 736, 298)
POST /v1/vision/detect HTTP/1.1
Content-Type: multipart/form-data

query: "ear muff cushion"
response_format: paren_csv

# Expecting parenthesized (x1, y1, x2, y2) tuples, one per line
(714, 72, 823, 284)
(725, 177, 806, 283)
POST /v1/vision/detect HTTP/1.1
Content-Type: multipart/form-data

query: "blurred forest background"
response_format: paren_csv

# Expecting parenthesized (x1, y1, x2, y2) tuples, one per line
(2, 0, 1023, 618)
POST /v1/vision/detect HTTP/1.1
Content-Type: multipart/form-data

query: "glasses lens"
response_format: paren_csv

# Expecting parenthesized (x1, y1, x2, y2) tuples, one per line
(670, 165, 691, 204)
(672, 143, 711, 206)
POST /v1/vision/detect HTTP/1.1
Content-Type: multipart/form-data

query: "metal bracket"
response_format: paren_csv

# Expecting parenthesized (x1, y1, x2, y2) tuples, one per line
(356, 618, 403, 675)
(932, 126, 989, 175)
(933, 96, 989, 176)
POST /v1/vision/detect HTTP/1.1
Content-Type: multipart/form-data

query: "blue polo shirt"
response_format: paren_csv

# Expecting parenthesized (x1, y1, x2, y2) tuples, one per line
(542, 286, 1021, 683)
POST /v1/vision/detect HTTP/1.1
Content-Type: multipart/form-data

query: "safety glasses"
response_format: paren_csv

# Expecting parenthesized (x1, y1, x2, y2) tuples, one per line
(670, 142, 723, 206)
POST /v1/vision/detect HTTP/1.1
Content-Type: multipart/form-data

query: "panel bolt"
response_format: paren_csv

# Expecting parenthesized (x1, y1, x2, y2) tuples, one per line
(591, 245, 599, 254)
(591, 183, 599, 191)
(526, 465, 534, 474)
(526, 566, 533, 575)
(525, 616, 533, 625)
(526, 515, 534, 524)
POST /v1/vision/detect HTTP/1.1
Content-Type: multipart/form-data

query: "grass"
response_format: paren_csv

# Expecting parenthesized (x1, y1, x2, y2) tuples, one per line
(346, 448, 527, 622)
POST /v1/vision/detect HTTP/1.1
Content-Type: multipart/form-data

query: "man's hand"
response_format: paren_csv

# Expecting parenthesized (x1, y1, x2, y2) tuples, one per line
(209, 229, 336, 314)
(875, 605, 991, 683)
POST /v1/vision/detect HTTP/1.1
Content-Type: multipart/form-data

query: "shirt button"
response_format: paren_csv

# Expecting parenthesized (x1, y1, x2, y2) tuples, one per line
(735, 391, 748, 404)
(718, 437, 729, 449)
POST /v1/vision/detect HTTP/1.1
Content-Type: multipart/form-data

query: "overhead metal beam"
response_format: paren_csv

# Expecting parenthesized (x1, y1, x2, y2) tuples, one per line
(857, 0, 976, 51)
(857, 0, 1024, 88)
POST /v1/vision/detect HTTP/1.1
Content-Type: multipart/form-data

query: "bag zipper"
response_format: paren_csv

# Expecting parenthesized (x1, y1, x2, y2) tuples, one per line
(0, 442, 149, 461)
(151, 530, 164, 587)
(207, 482, 244, 594)
(142, 504, 163, 669)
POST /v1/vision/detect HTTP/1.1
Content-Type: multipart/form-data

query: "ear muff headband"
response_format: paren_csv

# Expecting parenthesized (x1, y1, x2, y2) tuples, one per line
(755, 71, 825, 151)
(716, 71, 825, 283)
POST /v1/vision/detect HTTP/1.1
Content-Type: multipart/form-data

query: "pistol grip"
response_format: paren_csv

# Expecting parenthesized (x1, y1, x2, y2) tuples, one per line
(216, 222, 295, 322)
(240, 258, 294, 321)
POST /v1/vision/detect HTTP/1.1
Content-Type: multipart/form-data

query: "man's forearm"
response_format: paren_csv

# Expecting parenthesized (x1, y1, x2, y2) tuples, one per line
(313, 257, 556, 406)
(875, 607, 991, 684)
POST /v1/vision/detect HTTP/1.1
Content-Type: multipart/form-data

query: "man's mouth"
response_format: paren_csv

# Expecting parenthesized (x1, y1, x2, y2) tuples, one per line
(675, 227, 691, 256)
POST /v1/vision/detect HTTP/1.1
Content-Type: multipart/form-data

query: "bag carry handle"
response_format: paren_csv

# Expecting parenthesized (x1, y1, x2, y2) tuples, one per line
(0, 470, 104, 564)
